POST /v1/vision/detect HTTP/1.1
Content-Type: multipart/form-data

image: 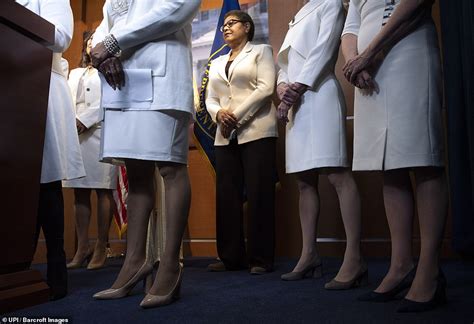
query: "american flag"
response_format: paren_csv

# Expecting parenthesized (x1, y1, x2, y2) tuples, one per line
(113, 165, 128, 238)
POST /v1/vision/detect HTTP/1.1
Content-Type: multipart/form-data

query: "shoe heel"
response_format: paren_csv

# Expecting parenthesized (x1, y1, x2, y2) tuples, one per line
(144, 273, 153, 294)
(312, 265, 322, 278)
(356, 271, 369, 287)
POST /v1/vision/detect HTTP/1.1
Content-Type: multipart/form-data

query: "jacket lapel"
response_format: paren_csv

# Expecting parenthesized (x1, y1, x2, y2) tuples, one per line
(228, 42, 253, 81)
(290, 0, 324, 26)
(214, 54, 230, 83)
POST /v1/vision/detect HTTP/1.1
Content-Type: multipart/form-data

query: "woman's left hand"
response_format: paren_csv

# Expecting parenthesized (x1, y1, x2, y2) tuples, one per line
(90, 42, 111, 69)
(220, 124, 234, 138)
(98, 57, 125, 90)
(277, 102, 291, 124)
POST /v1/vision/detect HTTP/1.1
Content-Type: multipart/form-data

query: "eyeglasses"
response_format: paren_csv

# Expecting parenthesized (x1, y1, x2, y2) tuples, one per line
(220, 19, 245, 32)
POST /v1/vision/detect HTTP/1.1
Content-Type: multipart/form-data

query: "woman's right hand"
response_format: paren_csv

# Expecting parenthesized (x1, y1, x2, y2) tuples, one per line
(277, 82, 289, 101)
(76, 119, 87, 135)
(353, 70, 379, 93)
(217, 109, 237, 129)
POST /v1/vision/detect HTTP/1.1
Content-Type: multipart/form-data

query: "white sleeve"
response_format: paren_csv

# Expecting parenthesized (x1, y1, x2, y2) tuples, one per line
(39, 0, 73, 53)
(296, 0, 344, 88)
(342, 0, 361, 37)
(112, 0, 201, 50)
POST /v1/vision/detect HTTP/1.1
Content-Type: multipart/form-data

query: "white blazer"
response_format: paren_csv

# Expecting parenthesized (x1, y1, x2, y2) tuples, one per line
(277, 0, 348, 173)
(206, 43, 278, 146)
(17, 0, 85, 183)
(277, 0, 344, 88)
(68, 68, 102, 128)
(93, 0, 201, 114)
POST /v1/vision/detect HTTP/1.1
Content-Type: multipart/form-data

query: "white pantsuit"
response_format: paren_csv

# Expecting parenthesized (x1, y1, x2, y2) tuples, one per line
(277, 0, 348, 174)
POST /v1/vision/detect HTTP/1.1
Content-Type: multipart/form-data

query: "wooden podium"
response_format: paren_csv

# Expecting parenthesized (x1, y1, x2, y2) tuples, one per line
(0, 0, 55, 313)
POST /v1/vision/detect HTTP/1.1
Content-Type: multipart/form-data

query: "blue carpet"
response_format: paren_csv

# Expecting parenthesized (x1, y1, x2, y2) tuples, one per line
(5, 258, 474, 323)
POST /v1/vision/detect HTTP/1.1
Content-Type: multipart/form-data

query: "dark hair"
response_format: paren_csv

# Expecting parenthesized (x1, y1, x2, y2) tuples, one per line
(224, 10, 255, 42)
(79, 30, 94, 68)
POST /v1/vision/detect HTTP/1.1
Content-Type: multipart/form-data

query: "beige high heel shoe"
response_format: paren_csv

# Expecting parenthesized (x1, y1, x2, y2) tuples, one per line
(67, 248, 93, 269)
(324, 263, 369, 290)
(140, 264, 183, 309)
(281, 255, 323, 281)
(93, 262, 153, 300)
(87, 243, 107, 270)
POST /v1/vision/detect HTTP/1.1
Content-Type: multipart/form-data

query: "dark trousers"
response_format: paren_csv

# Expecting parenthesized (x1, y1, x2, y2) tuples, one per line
(215, 137, 276, 270)
(34, 181, 67, 297)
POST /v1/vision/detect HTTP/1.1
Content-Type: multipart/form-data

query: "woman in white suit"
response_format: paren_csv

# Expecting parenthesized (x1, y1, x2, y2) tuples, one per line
(206, 10, 278, 274)
(16, 0, 85, 300)
(63, 31, 118, 271)
(89, 0, 201, 308)
(342, 0, 448, 312)
(277, 0, 365, 288)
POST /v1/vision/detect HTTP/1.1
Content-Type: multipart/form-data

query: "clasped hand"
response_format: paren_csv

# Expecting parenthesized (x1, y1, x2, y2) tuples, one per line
(90, 42, 125, 90)
(277, 82, 307, 124)
(342, 51, 379, 93)
(76, 119, 87, 135)
(217, 110, 237, 139)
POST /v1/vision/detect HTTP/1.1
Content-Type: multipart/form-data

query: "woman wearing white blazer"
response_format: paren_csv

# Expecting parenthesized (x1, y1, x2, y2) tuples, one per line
(16, 0, 85, 300)
(63, 31, 118, 271)
(276, 0, 365, 288)
(90, 0, 201, 308)
(206, 11, 278, 274)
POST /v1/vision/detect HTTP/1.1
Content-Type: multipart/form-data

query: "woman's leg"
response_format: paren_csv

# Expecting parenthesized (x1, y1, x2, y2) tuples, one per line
(375, 168, 415, 293)
(214, 141, 246, 269)
(327, 168, 363, 281)
(110, 159, 155, 288)
(405, 167, 448, 301)
(292, 169, 320, 272)
(148, 162, 191, 295)
(68, 188, 92, 264)
(36, 181, 68, 299)
(241, 138, 276, 270)
(88, 189, 115, 268)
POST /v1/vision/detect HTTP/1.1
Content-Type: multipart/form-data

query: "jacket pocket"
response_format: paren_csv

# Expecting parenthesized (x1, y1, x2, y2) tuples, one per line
(133, 42, 167, 77)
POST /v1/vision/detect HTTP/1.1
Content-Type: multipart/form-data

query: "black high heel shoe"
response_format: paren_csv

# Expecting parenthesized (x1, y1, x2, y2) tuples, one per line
(358, 266, 417, 302)
(397, 269, 447, 313)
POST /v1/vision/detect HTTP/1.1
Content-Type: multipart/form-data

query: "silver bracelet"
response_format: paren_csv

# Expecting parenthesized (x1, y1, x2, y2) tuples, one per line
(103, 34, 122, 57)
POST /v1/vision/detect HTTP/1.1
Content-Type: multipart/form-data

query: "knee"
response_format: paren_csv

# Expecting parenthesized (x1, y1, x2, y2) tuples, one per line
(297, 179, 317, 193)
(158, 163, 187, 179)
(414, 166, 445, 184)
(327, 170, 355, 192)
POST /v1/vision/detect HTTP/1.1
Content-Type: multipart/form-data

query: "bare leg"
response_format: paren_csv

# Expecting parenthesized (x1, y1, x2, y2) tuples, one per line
(375, 169, 415, 293)
(149, 162, 191, 295)
(88, 189, 115, 268)
(405, 167, 448, 301)
(111, 160, 155, 288)
(292, 169, 320, 272)
(69, 188, 92, 265)
(327, 168, 363, 282)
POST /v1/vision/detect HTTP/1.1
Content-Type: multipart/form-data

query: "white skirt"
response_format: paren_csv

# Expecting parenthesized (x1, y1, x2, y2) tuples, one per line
(41, 72, 85, 183)
(63, 126, 118, 189)
(100, 109, 191, 164)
